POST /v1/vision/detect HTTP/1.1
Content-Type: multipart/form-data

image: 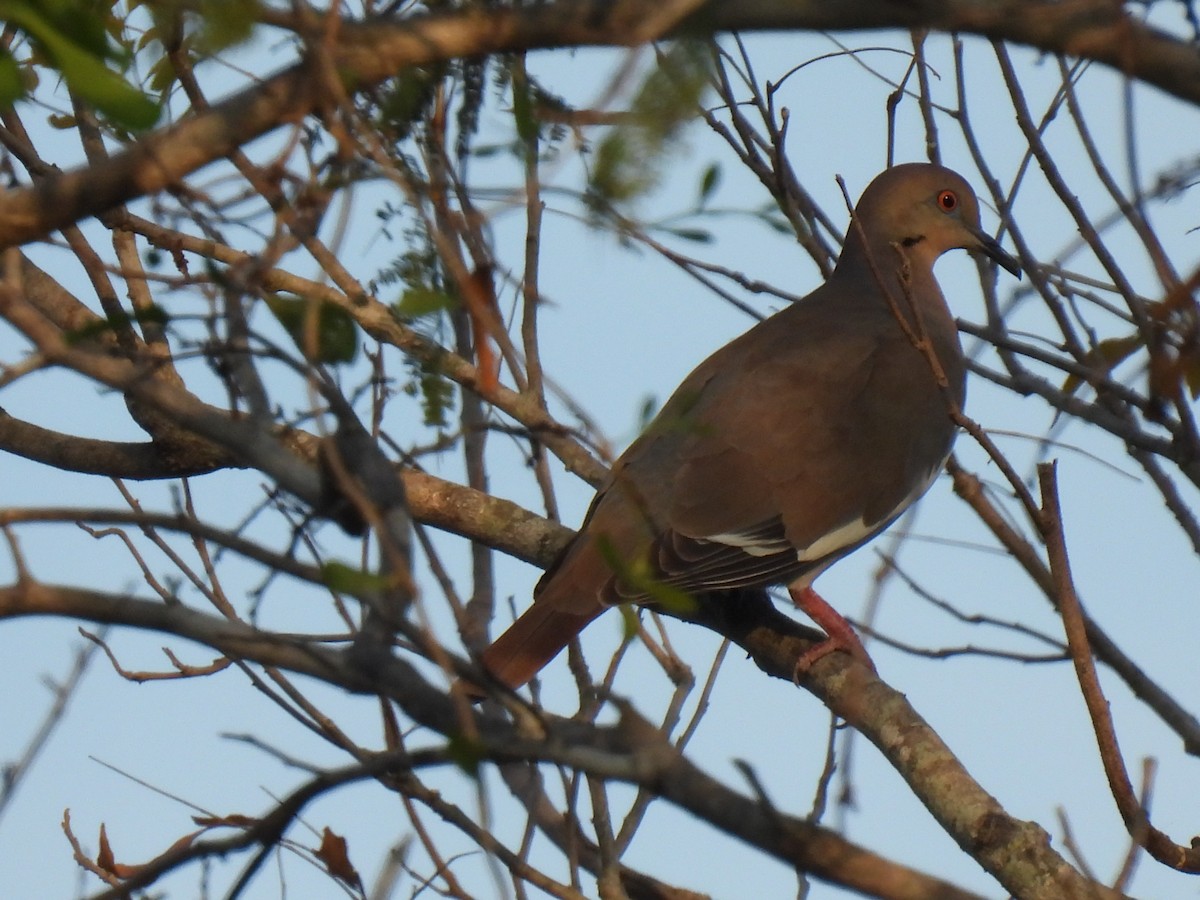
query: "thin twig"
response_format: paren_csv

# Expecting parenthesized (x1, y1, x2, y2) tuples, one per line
(1037, 462, 1200, 873)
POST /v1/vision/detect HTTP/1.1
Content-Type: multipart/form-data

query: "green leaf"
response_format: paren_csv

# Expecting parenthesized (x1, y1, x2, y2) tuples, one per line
(379, 66, 440, 140)
(394, 287, 457, 320)
(195, 0, 262, 53)
(698, 162, 720, 206)
(446, 733, 484, 777)
(588, 39, 713, 212)
(0, 49, 22, 108)
(662, 226, 712, 243)
(146, 51, 180, 94)
(135, 304, 170, 326)
(52, 41, 159, 128)
(1186, 357, 1200, 400)
(15, 0, 108, 57)
(404, 354, 455, 428)
(1061, 333, 1142, 396)
(469, 143, 506, 159)
(762, 213, 794, 235)
(638, 578, 698, 615)
(0, 0, 160, 128)
(64, 305, 170, 344)
(637, 394, 659, 430)
(594, 537, 697, 618)
(265, 294, 359, 364)
(321, 562, 391, 595)
(618, 604, 640, 642)
(511, 63, 538, 146)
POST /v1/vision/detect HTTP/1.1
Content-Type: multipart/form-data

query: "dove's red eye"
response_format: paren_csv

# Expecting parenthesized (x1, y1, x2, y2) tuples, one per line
(937, 190, 958, 212)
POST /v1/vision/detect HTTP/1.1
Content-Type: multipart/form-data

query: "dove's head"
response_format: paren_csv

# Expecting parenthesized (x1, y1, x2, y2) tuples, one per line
(841, 163, 1021, 279)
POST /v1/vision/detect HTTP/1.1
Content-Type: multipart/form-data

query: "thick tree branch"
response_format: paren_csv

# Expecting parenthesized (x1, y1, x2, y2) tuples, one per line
(0, 579, 1119, 900)
(0, 1, 1195, 252)
(664, 590, 1125, 900)
(690, 0, 1200, 105)
(0, 408, 230, 477)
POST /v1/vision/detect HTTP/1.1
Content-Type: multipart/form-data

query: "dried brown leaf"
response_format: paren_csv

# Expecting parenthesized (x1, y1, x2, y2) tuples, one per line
(316, 827, 362, 890)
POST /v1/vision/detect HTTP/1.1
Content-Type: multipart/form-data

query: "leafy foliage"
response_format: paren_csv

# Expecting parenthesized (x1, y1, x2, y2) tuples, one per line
(588, 40, 714, 212)
(0, 0, 159, 127)
(264, 294, 360, 364)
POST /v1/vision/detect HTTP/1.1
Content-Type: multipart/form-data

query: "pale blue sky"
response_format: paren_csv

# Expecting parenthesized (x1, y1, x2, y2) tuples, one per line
(2, 13, 1199, 900)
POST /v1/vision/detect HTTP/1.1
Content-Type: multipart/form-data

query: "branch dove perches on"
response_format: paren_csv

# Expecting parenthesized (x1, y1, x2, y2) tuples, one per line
(475, 163, 1021, 693)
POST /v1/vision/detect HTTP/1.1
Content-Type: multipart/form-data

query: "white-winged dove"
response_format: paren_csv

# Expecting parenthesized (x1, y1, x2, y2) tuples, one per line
(477, 163, 1020, 692)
